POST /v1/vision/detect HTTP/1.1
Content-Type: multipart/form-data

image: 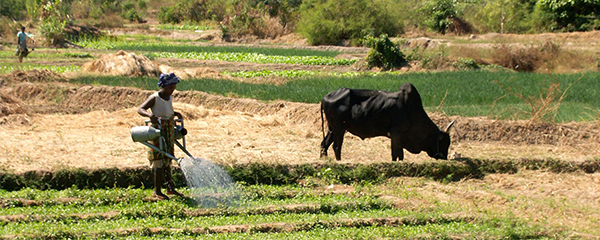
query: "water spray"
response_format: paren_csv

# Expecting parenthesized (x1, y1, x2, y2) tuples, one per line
(131, 118, 238, 206)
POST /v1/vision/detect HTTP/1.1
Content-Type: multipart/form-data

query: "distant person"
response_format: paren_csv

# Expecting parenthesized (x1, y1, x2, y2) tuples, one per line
(16, 26, 31, 63)
(137, 73, 185, 200)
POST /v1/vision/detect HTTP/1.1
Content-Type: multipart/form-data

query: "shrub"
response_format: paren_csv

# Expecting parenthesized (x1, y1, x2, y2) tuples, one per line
(452, 57, 479, 70)
(38, 0, 69, 47)
(297, 0, 402, 46)
(257, 0, 302, 31)
(122, 9, 143, 23)
(158, 0, 227, 24)
(363, 34, 406, 70)
(407, 45, 450, 70)
(219, 0, 270, 41)
(158, 5, 184, 24)
(419, 0, 458, 34)
(492, 44, 541, 72)
(0, 0, 27, 20)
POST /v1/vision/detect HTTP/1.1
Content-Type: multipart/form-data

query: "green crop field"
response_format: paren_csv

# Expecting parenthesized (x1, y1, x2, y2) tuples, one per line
(71, 71, 600, 122)
(0, 181, 555, 239)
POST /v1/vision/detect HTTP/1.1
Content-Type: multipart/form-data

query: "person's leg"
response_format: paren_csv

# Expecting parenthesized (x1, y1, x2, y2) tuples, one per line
(153, 167, 169, 200)
(164, 164, 183, 196)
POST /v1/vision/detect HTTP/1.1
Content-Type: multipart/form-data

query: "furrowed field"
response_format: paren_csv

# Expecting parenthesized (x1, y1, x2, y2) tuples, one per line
(2, 29, 600, 239)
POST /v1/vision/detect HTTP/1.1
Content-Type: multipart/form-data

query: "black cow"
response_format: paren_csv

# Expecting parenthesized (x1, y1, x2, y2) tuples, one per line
(320, 83, 454, 161)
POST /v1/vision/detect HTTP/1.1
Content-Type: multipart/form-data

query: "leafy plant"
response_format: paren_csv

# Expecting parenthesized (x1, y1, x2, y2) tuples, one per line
(419, 0, 459, 34)
(38, 0, 69, 47)
(363, 34, 406, 70)
(452, 57, 479, 70)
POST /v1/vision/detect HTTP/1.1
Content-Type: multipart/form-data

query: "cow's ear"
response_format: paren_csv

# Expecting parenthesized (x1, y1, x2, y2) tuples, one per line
(444, 120, 455, 132)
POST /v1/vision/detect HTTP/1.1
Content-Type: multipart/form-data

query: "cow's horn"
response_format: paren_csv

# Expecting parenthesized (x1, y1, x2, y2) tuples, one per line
(444, 120, 455, 132)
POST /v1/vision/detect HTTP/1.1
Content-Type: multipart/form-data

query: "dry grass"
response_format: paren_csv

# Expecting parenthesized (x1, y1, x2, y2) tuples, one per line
(79, 50, 229, 80)
(492, 77, 576, 123)
(382, 171, 600, 236)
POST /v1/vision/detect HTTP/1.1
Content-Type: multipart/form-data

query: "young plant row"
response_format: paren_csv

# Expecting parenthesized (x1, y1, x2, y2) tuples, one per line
(0, 196, 389, 224)
(73, 36, 344, 57)
(0, 186, 553, 239)
(0, 185, 366, 211)
(148, 52, 356, 66)
(222, 70, 407, 78)
(5, 215, 544, 240)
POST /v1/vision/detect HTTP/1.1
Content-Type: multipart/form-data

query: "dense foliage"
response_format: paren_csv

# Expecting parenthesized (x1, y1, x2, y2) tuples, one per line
(3, 0, 600, 45)
(296, 0, 402, 45)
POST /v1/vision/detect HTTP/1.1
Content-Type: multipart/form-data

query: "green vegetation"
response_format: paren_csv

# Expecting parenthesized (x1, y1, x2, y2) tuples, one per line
(297, 0, 403, 45)
(419, 0, 460, 34)
(71, 71, 600, 122)
(0, 64, 79, 74)
(0, 182, 558, 239)
(3, 0, 600, 47)
(150, 52, 355, 66)
(157, 24, 212, 31)
(73, 36, 342, 57)
(4, 159, 599, 192)
(363, 34, 406, 70)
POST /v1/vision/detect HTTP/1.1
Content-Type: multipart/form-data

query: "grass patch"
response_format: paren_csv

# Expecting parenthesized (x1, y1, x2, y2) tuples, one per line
(71, 71, 600, 122)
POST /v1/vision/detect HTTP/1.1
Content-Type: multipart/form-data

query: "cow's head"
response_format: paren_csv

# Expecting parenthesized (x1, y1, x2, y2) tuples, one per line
(427, 121, 454, 160)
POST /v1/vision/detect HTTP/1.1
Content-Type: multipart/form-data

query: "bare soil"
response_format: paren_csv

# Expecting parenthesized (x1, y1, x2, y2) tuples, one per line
(1, 70, 600, 174)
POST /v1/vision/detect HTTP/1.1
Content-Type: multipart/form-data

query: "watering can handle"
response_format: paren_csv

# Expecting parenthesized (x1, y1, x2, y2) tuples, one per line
(145, 119, 162, 127)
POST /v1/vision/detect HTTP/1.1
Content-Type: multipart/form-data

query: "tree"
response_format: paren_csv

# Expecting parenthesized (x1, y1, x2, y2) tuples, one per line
(537, 0, 600, 31)
(475, 0, 537, 33)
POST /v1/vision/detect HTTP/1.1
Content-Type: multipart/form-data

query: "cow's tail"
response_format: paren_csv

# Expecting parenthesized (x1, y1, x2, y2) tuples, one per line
(320, 101, 325, 140)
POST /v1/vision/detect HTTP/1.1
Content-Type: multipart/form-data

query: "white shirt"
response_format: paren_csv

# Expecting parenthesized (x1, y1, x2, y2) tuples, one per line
(150, 92, 174, 119)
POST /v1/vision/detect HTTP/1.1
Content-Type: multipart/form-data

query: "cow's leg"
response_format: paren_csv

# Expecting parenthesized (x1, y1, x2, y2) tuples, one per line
(320, 130, 334, 158)
(332, 130, 345, 160)
(391, 137, 404, 161)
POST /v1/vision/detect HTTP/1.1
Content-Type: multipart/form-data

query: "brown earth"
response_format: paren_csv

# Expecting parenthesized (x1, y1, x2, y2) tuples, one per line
(1, 70, 600, 174)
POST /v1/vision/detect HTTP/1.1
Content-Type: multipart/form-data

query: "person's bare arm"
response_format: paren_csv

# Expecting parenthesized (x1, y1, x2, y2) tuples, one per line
(173, 111, 183, 119)
(138, 95, 159, 125)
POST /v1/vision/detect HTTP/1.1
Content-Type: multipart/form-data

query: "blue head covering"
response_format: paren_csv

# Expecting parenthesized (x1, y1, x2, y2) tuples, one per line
(158, 73, 179, 87)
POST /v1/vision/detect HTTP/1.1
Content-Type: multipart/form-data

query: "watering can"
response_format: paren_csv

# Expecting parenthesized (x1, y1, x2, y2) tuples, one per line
(131, 118, 195, 164)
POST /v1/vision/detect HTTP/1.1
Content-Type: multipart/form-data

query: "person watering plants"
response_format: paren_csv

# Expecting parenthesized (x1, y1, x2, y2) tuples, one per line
(138, 72, 184, 200)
